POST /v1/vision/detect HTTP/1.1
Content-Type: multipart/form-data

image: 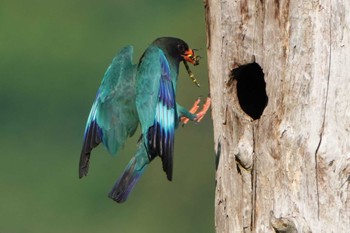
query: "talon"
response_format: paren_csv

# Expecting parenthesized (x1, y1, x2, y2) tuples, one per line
(180, 117, 190, 125)
(195, 97, 211, 122)
(180, 97, 211, 125)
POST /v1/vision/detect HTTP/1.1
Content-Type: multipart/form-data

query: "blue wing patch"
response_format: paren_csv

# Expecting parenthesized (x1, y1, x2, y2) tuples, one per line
(146, 52, 177, 181)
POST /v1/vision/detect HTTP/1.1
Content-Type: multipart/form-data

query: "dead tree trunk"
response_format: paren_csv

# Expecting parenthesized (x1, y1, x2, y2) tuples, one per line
(205, 0, 350, 232)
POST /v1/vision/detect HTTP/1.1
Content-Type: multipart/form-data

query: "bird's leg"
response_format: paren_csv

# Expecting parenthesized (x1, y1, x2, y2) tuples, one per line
(180, 98, 201, 124)
(180, 97, 211, 125)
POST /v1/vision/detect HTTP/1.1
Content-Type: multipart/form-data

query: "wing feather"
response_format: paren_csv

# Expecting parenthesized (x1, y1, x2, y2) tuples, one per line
(136, 46, 177, 180)
(79, 46, 139, 178)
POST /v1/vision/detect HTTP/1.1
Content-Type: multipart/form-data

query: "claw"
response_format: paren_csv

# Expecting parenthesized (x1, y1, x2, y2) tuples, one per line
(188, 98, 201, 114)
(181, 97, 211, 125)
(194, 97, 211, 122)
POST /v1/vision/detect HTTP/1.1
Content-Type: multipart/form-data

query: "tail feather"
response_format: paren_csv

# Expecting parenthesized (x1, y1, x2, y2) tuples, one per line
(108, 144, 149, 203)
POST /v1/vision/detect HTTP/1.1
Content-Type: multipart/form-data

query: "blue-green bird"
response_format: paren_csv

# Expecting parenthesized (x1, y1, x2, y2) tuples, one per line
(79, 37, 210, 203)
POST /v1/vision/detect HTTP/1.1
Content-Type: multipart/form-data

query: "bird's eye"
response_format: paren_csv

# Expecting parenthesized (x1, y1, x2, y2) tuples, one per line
(177, 44, 186, 53)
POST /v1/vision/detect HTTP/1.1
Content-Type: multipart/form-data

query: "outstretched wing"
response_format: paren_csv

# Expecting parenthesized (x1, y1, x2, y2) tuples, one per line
(136, 46, 177, 181)
(79, 46, 139, 178)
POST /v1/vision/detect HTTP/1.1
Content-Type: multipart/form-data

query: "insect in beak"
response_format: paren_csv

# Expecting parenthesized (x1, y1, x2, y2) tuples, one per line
(181, 49, 201, 87)
(182, 49, 201, 66)
(183, 60, 200, 87)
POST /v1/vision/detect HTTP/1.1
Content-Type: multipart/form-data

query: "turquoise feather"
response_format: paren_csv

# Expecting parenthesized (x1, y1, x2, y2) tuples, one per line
(80, 37, 199, 203)
(79, 46, 138, 178)
(136, 45, 177, 180)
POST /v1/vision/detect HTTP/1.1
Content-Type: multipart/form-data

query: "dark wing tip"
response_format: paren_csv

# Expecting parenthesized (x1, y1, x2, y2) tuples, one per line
(163, 156, 173, 181)
(166, 168, 173, 181)
(79, 151, 91, 178)
(79, 120, 102, 178)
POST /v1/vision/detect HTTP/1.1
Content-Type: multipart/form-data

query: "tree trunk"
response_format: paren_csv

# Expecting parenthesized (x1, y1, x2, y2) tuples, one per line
(205, 0, 350, 232)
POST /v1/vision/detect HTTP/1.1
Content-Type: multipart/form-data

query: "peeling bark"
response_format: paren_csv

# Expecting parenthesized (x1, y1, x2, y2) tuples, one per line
(205, 0, 350, 232)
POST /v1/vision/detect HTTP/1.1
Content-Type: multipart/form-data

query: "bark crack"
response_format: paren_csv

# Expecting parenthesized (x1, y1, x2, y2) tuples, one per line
(314, 1, 332, 220)
(314, 135, 322, 219)
(204, 0, 211, 49)
(251, 126, 257, 232)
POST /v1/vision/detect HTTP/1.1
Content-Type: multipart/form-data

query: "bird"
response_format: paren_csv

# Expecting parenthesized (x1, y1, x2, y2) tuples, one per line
(79, 37, 211, 203)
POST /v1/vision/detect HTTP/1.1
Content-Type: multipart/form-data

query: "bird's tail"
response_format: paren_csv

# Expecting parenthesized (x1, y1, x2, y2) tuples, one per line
(108, 144, 149, 203)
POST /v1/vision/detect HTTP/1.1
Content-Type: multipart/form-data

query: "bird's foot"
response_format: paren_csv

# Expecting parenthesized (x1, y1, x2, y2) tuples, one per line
(181, 97, 211, 124)
(194, 97, 211, 122)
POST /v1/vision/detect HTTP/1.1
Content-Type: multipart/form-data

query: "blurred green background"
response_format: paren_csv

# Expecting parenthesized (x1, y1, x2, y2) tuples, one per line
(0, 0, 214, 232)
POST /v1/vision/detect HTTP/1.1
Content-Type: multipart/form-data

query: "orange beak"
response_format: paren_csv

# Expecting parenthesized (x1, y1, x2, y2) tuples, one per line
(182, 49, 199, 65)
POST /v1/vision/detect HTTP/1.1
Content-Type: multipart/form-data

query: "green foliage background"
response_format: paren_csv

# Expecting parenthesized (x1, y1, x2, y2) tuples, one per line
(0, 0, 214, 232)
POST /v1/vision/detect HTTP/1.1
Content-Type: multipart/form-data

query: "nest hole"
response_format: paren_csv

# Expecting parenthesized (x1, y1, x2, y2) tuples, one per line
(230, 62, 268, 120)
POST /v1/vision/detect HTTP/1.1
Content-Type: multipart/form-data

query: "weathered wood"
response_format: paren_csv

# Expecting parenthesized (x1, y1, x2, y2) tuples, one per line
(205, 0, 350, 232)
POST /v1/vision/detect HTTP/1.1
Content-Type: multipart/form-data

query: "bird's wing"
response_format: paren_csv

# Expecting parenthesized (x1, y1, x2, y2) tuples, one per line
(80, 45, 139, 178)
(136, 46, 177, 181)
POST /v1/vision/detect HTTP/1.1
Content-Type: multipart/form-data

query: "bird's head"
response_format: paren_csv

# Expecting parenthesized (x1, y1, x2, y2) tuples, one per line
(177, 43, 200, 66)
(153, 37, 200, 65)
(153, 37, 201, 87)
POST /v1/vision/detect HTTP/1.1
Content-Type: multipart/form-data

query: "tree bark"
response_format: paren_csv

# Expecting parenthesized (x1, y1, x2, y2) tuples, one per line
(205, 0, 350, 232)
